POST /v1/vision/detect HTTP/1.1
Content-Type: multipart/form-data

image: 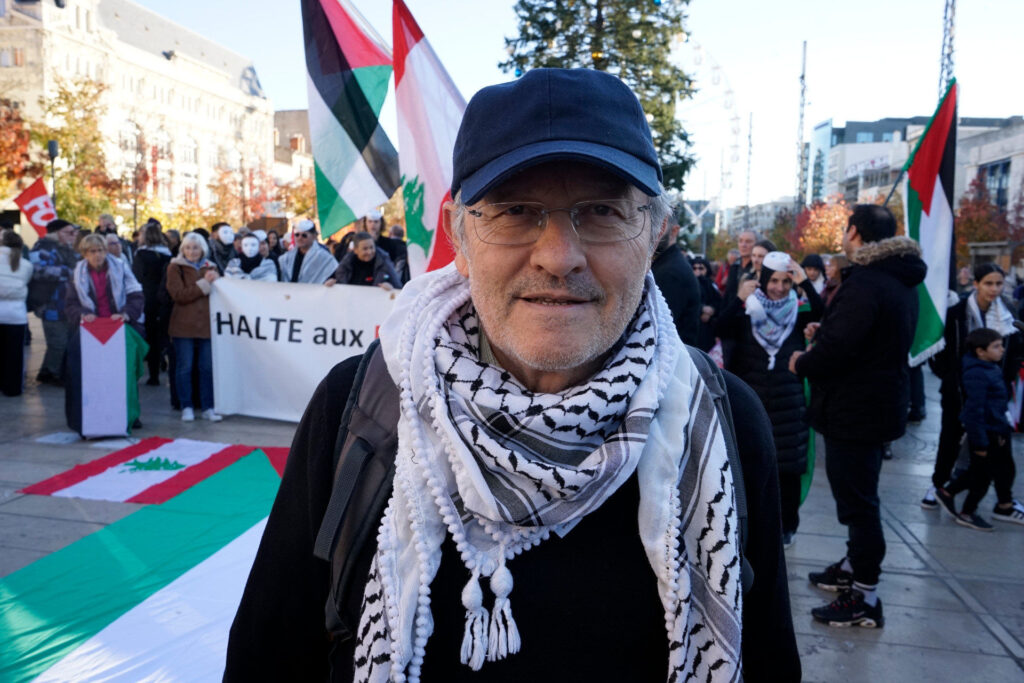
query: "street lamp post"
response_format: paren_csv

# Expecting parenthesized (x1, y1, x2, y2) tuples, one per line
(47, 140, 59, 206)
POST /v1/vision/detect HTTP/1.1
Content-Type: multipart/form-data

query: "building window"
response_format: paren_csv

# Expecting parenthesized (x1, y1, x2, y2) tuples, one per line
(979, 159, 1011, 211)
(289, 134, 305, 153)
(180, 137, 197, 165)
(881, 132, 893, 142)
(153, 129, 172, 160)
(0, 49, 10, 68)
(855, 132, 874, 143)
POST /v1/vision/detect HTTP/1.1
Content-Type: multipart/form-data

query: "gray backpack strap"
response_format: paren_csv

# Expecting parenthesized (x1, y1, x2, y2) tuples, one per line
(685, 345, 754, 594)
(312, 341, 401, 639)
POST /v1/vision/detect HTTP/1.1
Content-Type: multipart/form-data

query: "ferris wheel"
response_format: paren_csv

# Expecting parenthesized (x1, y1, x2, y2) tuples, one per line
(671, 34, 744, 217)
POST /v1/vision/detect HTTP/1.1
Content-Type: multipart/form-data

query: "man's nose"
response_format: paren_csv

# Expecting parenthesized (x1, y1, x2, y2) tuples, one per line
(528, 210, 587, 277)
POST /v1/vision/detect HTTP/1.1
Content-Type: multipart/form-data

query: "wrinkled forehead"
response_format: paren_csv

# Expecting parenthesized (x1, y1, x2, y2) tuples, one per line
(482, 160, 639, 204)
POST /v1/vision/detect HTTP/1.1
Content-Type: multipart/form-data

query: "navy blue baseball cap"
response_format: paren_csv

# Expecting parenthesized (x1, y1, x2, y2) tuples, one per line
(451, 68, 663, 205)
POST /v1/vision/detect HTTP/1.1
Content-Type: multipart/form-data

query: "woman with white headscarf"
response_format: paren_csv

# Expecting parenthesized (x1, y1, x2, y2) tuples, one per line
(716, 251, 823, 545)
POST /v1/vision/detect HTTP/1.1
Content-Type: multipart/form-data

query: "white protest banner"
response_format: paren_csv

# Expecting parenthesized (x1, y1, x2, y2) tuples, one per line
(209, 278, 397, 422)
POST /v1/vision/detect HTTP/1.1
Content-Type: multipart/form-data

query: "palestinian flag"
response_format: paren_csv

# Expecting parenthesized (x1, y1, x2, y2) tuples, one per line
(0, 451, 282, 682)
(302, 0, 400, 237)
(393, 0, 466, 276)
(66, 319, 147, 439)
(19, 437, 287, 505)
(903, 80, 957, 366)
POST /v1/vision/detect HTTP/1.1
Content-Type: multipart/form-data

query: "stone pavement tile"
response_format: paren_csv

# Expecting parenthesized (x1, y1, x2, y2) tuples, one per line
(899, 520, 1024, 553)
(796, 634, 1024, 683)
(926, 544, 1024, 581)
(0, 546, 47, 578)
(791, 594, 1009, 657)
(959, 579, 1024, 619)
(786, 561, 964, 612)
(792, 512, 847, 537)
(783, 533, 929, 573)
(998, 614, 1024, 647)
(0, 511, 104, 552)
(0, 442, 114, 466)
(0, 482, 23, 503)
(0, 494, 142, 525)
(0, 460, 72, 486)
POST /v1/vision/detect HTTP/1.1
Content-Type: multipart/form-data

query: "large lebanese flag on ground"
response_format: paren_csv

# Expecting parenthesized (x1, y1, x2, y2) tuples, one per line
(0, 450, 281, 682)
(904, 80, 957, 366)
(302, 0, 400, 237)
(393, 0, 466, 276)
(19, 437, 288, 504)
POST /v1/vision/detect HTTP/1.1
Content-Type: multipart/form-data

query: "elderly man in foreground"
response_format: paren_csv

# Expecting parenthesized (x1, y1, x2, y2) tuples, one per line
(226, 68, 798, 683)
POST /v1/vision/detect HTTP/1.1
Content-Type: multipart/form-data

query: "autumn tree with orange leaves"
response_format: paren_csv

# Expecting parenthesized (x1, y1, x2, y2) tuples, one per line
(797, 196, 851, 256)
(954, 176, 1024, 267)
(0, 100, 40, 199)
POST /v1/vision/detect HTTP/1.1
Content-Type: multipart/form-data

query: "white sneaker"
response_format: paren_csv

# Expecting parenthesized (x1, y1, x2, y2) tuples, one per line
(201, 409, 223, 422)
(992, 499, 1024, 526)
(181, 407, 195, 422)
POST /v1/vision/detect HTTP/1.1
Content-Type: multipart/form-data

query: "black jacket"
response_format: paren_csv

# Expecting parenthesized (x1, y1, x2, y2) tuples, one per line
(716, 280, 823, 473)
(695, 274, 723, 352)
(651, 245, 700, 345)
(333, 248, 402, 289)
(225, 357, 800, 683)
(724, 258, 754, 302)
(132, 246, 172, 313)
(959, 356, 1012, 449)
(929, 295, 1024, 398)
(795, 237, 927, 443)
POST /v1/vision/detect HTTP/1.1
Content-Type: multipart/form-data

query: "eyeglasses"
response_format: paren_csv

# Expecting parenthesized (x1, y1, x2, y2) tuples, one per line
(465, 199, 652, 245)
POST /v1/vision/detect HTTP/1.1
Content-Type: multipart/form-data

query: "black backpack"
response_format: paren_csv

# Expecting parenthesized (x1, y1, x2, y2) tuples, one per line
(312, 341, 751, 642)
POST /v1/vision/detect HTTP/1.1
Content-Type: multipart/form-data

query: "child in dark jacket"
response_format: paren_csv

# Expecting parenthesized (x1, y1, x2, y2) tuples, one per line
(936, 328, 1013, 530)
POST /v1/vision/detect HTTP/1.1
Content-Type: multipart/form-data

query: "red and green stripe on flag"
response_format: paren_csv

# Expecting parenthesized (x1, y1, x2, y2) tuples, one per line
(903, 80, 957, 366)
(301, 0, 400, 237)
(393, 0, 465, 276)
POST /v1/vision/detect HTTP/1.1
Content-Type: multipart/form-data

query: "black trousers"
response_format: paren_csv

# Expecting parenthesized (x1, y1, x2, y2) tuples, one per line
(0, 323, 27, 396)
(948, 432, 1016, 512)
(909, 364, 925, 415)
(778, 471, 801, 535)
(142, 307, 164, 380)
(824, 436, 886, 585)
(932, 389, 964, 488)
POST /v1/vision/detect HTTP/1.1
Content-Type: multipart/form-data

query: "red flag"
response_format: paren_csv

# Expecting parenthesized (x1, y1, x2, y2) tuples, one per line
(14, 178, 57, 237)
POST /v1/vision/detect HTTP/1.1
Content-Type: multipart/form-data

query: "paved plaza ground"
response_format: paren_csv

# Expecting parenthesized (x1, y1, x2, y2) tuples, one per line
(2, 318, 1023, 681)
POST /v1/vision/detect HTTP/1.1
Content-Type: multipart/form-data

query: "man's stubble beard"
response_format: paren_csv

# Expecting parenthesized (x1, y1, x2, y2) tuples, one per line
(468, 271, 647, 374)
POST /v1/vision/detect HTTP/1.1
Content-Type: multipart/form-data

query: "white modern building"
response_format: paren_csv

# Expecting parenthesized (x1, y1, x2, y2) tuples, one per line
(0, 0, 274, 213)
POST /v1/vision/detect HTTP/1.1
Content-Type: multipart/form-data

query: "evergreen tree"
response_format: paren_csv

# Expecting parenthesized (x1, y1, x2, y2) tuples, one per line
(501, 0, 694, 191)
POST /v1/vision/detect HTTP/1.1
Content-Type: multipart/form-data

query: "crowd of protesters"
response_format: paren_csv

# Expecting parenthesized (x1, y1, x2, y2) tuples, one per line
(2, 198, 1022, 633)
(0, 211, 410, 429)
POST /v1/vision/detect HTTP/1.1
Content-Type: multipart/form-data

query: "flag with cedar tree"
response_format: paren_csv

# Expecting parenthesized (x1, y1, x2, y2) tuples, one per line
(393, 0, 466, 275)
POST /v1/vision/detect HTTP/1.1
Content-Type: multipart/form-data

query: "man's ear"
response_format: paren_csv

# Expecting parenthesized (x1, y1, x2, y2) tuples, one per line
(442, 200, 469, 277)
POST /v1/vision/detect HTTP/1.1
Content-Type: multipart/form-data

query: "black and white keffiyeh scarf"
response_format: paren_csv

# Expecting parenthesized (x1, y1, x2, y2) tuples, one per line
(356, 264, 742, 682)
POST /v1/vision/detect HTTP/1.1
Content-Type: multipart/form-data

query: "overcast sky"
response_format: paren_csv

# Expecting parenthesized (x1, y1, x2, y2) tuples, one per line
(137, 0, 1024, 207)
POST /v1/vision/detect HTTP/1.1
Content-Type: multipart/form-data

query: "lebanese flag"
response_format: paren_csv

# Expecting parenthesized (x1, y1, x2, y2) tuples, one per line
(0, 451, 281, 681)
(301, 0, 400, 237)
(903, 80, 957, 366)
(393, 0, 466, 276)
(68, 319, 147, 438)
(20, 437, 289, 504)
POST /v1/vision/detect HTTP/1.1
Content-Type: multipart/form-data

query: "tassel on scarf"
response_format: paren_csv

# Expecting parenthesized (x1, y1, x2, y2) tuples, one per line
(486, 562, 520, 661)
(459, 571, 489, 671)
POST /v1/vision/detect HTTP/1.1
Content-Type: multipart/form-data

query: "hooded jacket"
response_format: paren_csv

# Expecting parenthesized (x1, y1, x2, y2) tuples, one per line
(794, 236, 928, 443)
(959, 355, 1012, 450)
(332, 248, 402, 289)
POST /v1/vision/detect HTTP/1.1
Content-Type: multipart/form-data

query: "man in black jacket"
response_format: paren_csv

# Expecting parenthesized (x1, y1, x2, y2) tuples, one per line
(790, 204, 927, 629)
(227, 68, 799, 683)
(651, 207, 700, 345)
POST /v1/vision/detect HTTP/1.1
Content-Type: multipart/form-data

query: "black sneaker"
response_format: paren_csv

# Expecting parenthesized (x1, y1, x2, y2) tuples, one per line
(955, 512, 994, 531)
(921, 487, 938, 510)
(811, 589, 884, 628)
(907, 410, 926, 424)
(935, 487, 958, 518)
(808, 559, 853, 592)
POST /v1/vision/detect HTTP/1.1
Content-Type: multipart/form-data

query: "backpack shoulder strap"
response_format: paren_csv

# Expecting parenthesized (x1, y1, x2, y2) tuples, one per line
(685, 345, 754, 593)
(312, 340, 401, 638)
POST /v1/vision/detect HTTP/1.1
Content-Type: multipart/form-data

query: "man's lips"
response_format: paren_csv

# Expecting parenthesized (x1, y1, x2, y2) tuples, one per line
(517, 292, 594, 305)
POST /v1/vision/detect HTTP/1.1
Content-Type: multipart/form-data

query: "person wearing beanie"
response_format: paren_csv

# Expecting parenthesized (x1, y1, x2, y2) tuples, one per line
(716, 251, 823, 548)
(28, 219, 79, 385)
(801, 254, 826, 294)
